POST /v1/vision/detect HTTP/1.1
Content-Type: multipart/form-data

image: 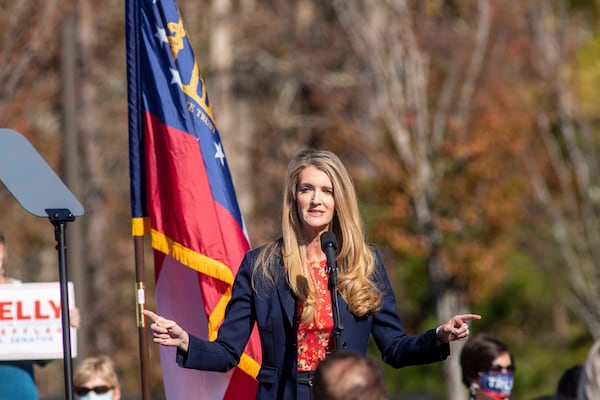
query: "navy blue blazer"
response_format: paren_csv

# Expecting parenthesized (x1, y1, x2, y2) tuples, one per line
(176, 246, 449, 399)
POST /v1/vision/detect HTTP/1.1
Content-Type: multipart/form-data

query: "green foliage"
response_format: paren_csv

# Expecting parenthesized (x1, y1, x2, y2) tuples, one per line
(576, 31, 600, 120)
(357, 162, 591, 398)
(361, 238, 593, 398)
(569, 0, 600, 14)
(502, 252, 593, 398)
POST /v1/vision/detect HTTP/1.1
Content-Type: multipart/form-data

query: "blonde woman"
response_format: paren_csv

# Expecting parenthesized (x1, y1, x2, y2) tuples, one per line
(73, 355, 120, 400)
(144, 149, 480, 400)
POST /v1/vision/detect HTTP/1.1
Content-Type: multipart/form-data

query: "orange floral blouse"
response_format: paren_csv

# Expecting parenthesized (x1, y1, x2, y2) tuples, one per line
(296, 259, 334, 372)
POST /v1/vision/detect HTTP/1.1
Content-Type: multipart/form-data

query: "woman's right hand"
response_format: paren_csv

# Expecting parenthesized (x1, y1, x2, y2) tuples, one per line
(143, 309, 190, 353)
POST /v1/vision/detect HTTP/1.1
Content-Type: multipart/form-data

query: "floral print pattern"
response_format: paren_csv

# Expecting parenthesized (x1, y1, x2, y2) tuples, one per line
(297, 259, 333, 371)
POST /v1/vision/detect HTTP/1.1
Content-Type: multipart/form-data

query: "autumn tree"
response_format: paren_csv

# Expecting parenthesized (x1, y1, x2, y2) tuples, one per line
(1, 0, 598, 398)
(327, 1, 499, 398)
(525, 0, 600, 339)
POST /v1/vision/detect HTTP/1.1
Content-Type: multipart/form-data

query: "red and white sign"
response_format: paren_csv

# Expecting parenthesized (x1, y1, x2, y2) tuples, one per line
(0, 282, 77, 360)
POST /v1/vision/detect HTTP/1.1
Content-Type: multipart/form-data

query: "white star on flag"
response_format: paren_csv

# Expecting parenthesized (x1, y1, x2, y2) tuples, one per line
(170, 68, 183, 88)
(155, 26, 168, 46)
(214, 142, 225, 166)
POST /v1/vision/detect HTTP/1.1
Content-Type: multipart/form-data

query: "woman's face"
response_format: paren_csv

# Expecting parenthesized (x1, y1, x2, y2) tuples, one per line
(473, 352, 514, 400)
(74, 375, 120, 400)
(296, 166, 336, 238)
(489, 352, 513, 372)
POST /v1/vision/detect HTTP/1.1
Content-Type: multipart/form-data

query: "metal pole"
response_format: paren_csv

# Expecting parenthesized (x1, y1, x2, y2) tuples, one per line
(48, 208, 75, 400)
(135, 236, 151, 400)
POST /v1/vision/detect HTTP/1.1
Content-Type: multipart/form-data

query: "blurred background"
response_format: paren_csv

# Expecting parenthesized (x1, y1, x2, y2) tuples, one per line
(1, 0, 600, 399)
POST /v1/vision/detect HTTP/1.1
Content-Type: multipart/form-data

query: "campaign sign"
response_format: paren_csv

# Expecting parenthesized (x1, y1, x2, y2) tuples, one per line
(0, 282, 77, 360)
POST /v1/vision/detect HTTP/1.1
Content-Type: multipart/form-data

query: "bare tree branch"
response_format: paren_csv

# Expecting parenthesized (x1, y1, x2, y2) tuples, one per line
(330, 1, 491, 398)
(527, 0, 600, 339)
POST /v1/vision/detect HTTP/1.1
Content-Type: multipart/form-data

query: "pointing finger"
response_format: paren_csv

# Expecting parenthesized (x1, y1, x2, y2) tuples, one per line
(457, 314, 482, 322)
(142, 309, 163, 323)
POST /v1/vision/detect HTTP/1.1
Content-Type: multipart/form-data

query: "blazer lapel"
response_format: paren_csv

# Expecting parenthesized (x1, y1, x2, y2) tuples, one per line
(277, 285, 296, 329)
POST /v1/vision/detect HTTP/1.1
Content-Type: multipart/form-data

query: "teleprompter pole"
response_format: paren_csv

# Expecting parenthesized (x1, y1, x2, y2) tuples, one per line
(47, 208, 76, 400)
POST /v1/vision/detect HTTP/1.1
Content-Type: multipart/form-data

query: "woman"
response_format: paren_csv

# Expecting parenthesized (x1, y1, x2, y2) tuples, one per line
(460, 333, 514, 400)
(73, 355, 121, 400)
(144, 148, 480, 400)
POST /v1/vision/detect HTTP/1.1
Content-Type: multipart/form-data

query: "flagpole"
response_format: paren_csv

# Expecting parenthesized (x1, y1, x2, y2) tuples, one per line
(134, 236, 151, 400)
(125, 0, 151, 398)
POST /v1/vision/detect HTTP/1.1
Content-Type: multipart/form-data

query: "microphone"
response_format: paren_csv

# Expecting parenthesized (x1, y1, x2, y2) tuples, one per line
(320, 231, 344, 353)
(320, 231, 337, 272)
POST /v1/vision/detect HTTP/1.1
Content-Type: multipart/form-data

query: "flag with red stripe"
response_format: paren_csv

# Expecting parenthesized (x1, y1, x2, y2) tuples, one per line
(126, 0, 261, 398)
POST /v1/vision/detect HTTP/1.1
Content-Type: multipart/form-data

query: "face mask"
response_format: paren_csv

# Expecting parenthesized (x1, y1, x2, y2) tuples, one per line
(75, 392, 113, 400)
(479, 372, 513, 400)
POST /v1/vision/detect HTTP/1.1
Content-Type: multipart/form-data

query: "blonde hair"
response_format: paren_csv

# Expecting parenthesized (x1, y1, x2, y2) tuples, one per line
(578, 340, 600, 400)
(254, 149, 382, 324)
(73, 355, 120, 389)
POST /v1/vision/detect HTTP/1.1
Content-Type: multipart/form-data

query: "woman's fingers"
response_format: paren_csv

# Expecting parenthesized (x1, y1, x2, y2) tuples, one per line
(142, 309, 160, 322)
(143, 309, 172, 336)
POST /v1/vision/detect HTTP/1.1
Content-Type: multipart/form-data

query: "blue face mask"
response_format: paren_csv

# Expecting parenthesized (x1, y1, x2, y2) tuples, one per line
(75, 392, 113, 400)
(479, 372, 514, 399)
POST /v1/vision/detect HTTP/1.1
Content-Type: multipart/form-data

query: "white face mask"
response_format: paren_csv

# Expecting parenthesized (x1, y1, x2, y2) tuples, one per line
(75, 391, 113, 400)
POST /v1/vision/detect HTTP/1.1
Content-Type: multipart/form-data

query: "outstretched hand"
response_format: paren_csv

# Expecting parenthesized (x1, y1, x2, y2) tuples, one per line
(143, 309, 190, 353)
(436, 314, 481, 344)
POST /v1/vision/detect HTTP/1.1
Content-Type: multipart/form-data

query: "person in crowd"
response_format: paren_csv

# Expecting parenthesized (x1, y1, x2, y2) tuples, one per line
(143, 148, 481, 400)
(530, 364, 582, 400)
(73, 355, 121, 400)
(312, 350, 387, 400)
(460, 332, 515, 400)
(556, 364, 581, 399)
(576, 339, 600, 400)
(0, 231, 80, 400)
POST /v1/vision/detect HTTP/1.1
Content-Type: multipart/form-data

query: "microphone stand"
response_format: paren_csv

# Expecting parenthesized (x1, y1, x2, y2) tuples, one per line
(328, 260, 344, 353)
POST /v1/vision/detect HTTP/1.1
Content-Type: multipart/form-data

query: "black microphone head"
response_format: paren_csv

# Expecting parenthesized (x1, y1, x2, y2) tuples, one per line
(320, 231, 337, 251)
